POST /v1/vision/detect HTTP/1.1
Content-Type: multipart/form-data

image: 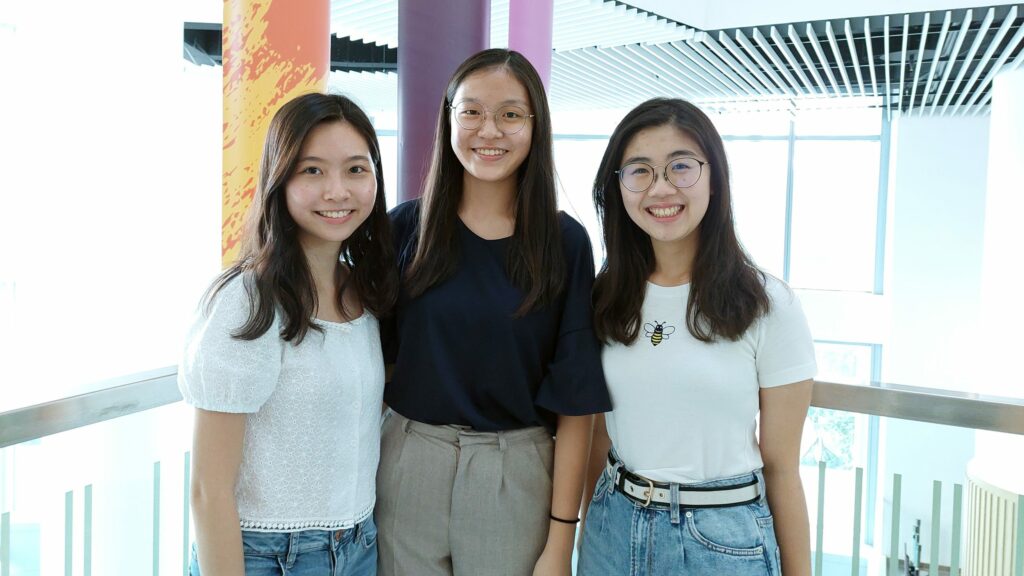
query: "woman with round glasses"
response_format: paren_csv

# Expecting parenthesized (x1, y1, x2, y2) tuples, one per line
(376, 49, 610, 576)
(577, 98, 816, 576)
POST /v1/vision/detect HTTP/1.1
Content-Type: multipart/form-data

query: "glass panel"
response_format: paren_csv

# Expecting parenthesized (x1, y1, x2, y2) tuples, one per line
(0, 402, 192, 575)
(794, 108, 882, 137)
(789, 141, 880, 292)
(0, 3, 222, 411)
(725, 140, 788, 279)
(553, 137, 609, 267)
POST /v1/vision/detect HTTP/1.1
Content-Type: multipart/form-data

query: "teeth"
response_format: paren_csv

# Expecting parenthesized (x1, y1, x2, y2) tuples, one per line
(648, 206, 683, 218)
(476, 148, 506, 156)
(318, 210, 352, 218)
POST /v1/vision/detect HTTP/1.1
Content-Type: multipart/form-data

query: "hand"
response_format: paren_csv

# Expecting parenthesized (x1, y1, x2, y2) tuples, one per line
(532, 546, 572, 576)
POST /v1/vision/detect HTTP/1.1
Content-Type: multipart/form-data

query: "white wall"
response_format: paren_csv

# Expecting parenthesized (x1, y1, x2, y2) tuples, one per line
(879, 112, 990, 567)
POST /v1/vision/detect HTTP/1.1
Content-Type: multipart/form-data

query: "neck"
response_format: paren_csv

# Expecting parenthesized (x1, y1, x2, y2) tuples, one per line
(299, 238, 342, 293)
(649, 237, 698, 286)
(460, 174, 516, 219)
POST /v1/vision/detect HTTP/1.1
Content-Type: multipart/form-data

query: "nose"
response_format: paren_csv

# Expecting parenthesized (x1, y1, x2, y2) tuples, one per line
(647, 169, 676, 197)
(476, 111, 503, 138)
(322, 174, 352, 201)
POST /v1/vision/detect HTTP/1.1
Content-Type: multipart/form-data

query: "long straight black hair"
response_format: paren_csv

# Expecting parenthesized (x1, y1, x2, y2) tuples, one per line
(593, 98, 769, 344)
(404, 49, 565, 315)
(206, 93, 398, 343)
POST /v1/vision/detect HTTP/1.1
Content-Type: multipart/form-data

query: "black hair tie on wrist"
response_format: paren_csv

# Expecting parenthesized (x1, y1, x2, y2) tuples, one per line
(550, 513, 581, 524)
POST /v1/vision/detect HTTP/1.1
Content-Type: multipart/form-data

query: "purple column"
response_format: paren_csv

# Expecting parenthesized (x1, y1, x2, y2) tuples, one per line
(398, 0, 489, 202)
(507, 0, 553, 88)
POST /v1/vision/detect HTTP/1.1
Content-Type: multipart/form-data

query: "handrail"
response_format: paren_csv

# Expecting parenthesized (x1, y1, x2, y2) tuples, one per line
(0, 366, 181, 449)
(2, 371, 1023, 449)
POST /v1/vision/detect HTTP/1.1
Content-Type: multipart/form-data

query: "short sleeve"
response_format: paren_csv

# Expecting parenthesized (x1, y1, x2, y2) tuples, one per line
(535, 215, 612, 415)
(177, 276, 283, 413)
(755, 278, 817, 388)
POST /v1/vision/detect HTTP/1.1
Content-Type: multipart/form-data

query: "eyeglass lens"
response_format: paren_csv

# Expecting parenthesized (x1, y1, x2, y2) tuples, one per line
(452, 102, 530, 133)
(619, 159, 703, 192)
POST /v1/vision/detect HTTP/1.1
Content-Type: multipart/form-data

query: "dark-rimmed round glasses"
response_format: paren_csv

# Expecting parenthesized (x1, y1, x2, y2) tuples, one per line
(449, 101, 535, 134)
(615, 158, 709, 193)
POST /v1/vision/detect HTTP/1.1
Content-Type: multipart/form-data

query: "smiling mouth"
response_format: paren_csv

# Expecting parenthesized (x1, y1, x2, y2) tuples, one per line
(474, 148, 507, 157)
(647, 206, 683, 218)
(317, 210, 353, 218)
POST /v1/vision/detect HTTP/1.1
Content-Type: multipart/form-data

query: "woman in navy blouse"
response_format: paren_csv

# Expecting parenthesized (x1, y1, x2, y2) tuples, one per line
(376, 49, 611, 576)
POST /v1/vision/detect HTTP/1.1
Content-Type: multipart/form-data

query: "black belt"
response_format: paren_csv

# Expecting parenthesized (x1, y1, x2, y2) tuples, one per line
(607, 453, 760, 509)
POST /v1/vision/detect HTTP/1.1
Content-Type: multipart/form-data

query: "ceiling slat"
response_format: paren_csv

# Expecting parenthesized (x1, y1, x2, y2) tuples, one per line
(735, 30, 796, 97)
(884, 16, 892, 119)
(864, 18, 878, 98)
(962, 6, 1023, 113)
(752, 28, 805, 95)
(907, 12, 930, 115)
(806, 24, 842, 97)
(898, 14, 910, 114)
(931, 9, 974, 116)
(844, 20, 865, 95)
(825, 22, 853, 95)
(672, 41, 750, 97)
(719, 31, 784, 95)
(770, 27, 816, 94)
(943, 8, 996, 115)
(631, 43, 722, 97)
(703, 33, 776, 94)
(788, 25, 828, 96)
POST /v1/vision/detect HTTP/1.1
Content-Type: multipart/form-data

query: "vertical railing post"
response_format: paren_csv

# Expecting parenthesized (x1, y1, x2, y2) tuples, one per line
(183, 451, 191, 576)
(153, 461, 161, 576)
(815, 461, 826, 576)
(950, 483, 963, 576)
(930, 480, 941, 574)
(65, 490, 73, 576)
(1, 511, 10, 576)
(1014, 494, 1023, 576)
(84, 484, 93, 576)
(889, 474, 903, 576)
(852, 467, 863, 576)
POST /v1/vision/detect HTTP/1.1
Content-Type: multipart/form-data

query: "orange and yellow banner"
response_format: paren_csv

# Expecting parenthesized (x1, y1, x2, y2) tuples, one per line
(222, 0, 329, 266)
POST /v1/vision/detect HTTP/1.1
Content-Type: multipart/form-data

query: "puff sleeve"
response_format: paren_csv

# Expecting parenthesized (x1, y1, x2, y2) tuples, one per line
(535, 215, 612, 415)
(177, 276, 283, 413)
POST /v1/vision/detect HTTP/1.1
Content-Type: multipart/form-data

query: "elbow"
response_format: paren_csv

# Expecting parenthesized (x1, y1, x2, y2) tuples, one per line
(190, 476, 235, 519)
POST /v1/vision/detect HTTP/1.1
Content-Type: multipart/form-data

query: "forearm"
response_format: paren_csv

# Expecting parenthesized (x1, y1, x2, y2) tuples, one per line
(580, 413, 610, 527)
(763, 467, 811, 576)
(546, 414, 593, 556)
(192, 492, 245, 576)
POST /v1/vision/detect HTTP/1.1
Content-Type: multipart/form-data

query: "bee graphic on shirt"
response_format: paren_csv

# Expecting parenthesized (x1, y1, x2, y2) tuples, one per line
(644, 321, 676, 347)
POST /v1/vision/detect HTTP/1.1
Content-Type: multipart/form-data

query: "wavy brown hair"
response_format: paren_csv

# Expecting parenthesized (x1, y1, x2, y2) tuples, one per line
(593, 98, 768, 344)
(206, 93, 398, 343)
(404, 49, 565, 315)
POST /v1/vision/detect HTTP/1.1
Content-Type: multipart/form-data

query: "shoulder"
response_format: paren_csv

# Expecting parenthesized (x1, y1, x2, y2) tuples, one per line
(389, 199, 421, 227)
(761, 273, 798, 308)
(557, 211, 591, 251)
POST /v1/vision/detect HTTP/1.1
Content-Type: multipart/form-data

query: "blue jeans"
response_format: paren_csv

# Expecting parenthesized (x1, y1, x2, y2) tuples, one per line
(189, 516, 377, 576)
(578, 467, 781, 576)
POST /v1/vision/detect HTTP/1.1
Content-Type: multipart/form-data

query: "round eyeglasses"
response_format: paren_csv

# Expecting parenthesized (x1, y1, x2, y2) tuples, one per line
(449, 101, 535, 134)
(615, 158, 709, 193)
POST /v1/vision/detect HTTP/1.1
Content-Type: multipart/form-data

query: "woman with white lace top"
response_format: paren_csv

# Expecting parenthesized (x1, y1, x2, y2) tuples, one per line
(179, 93, 397, 576)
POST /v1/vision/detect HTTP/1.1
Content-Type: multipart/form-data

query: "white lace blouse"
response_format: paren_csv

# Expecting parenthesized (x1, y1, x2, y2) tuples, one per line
(178, 276, 383, 531)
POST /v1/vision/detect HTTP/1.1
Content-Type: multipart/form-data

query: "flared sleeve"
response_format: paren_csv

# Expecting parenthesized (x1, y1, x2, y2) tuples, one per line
(535, 215, 612, 416)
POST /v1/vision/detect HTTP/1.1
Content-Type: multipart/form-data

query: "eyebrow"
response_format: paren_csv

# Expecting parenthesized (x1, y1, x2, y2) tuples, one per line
(622, 150, 702, 164)
(297, 154, 372, 164)
(456, 97, 529, 107)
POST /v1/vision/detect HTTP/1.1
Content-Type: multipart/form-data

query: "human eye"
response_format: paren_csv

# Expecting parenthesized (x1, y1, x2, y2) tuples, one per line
(499, 107, 524, 120)
(457, 104, 482, 117)
(348, 164, 372, 176)
(627, 163, 651, 176)
(670, 158, 697, 172)
(298, 165, 323, 176)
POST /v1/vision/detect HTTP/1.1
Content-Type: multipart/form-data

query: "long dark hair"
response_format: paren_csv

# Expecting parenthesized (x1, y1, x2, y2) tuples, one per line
(206, 93, 398, 343)
(593, 98, 768, 344)
(405, 49, 565, 315)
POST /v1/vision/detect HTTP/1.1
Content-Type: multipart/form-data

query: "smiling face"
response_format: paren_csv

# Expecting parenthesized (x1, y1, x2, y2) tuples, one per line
(449, 67, 533, 191)
(285, 120, 377, 254)
(619, 123, 711, 256)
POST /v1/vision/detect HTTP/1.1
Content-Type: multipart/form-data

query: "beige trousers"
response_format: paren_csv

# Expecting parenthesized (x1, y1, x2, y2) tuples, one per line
(375, 410, 554, 576)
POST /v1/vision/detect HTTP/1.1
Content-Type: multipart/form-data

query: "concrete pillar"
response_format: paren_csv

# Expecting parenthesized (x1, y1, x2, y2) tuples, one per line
(397, 0, 489, 202)
(507, 0, 553, 88)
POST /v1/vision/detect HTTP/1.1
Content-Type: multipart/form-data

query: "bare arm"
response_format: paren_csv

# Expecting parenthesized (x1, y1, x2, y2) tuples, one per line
(759, 379, 813, 576)
(534, 414, 593, 576)
(577, 413, 610, 549)
(190, 408, 247, 576)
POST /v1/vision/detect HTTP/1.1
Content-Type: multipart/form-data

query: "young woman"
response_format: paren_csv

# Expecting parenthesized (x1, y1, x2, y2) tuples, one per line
(577, 98, 816, 576)
(377, 49, 610, 576)
(179, 93, 397, 576)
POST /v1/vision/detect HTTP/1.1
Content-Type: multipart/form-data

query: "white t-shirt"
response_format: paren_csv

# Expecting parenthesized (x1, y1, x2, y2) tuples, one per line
(178, 276, 383, 531)
(603, 276, 816, 484)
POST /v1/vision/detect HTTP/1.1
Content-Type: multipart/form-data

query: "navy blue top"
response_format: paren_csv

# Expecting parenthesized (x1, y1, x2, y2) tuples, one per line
(381, 199, 611, 432)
